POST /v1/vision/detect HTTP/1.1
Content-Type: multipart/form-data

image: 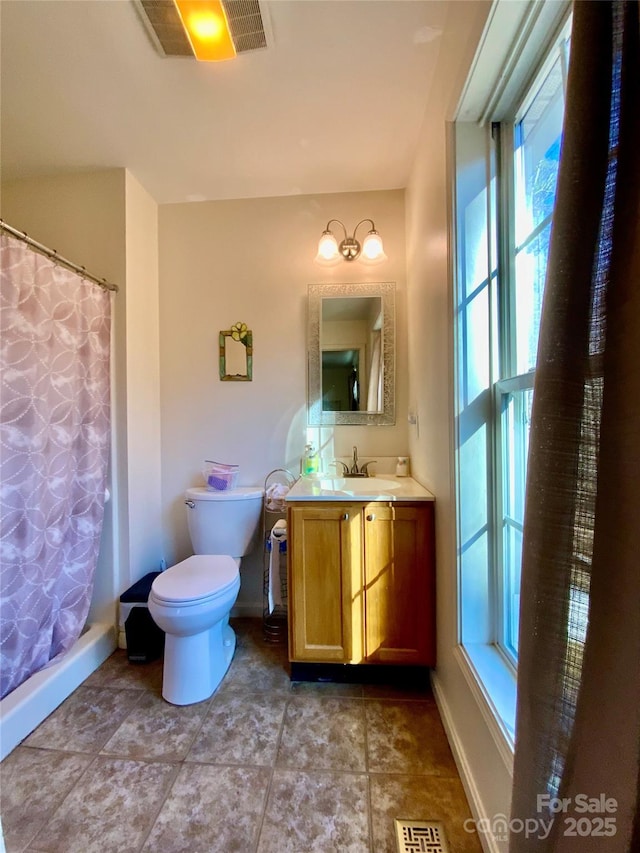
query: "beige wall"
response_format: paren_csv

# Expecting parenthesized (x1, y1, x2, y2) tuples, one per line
(158, 189, 408, 610)
(123, 173, 163, 589)
(405, 2, 512, 850)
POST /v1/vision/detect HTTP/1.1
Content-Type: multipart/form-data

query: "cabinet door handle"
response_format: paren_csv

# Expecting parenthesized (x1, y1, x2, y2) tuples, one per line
(341, 512, 349, 521)
(366, 513, 375, 521)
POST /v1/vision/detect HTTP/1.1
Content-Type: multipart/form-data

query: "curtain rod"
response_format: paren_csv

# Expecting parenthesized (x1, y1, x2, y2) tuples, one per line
(0, 219, 119, 293)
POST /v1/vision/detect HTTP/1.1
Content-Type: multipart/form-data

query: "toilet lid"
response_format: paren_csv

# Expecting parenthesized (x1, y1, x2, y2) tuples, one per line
(185, 486, 263, 502)
(151, 555, 239, 604)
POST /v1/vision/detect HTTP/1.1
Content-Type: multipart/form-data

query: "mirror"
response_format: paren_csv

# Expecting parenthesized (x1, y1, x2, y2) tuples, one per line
(219, 323, 252, 381)
(308, 282, 395, 425)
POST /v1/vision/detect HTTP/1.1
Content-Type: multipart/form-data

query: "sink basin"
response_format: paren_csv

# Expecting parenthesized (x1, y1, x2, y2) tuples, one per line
(342, 477, 399, 493)
(313, 476, 400, 496)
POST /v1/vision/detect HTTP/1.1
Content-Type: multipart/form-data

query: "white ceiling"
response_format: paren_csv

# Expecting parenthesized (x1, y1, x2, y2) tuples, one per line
(1, 0, 453, 205)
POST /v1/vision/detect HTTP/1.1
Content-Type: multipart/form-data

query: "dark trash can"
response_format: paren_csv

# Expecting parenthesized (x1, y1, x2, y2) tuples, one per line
(119, 571, 165, 663)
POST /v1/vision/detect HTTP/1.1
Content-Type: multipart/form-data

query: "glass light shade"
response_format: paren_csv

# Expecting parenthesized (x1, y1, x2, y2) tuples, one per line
(174, 0, 236, 61)
(315, 231, 341, 265)
(360, 230, 387, 263)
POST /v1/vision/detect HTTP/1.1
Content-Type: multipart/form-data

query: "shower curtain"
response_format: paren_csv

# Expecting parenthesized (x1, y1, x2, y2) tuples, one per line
(0, 233, 112, 699)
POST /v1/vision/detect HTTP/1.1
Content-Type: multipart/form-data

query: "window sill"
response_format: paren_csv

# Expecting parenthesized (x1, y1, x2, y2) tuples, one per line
(457, 642, 517, 766)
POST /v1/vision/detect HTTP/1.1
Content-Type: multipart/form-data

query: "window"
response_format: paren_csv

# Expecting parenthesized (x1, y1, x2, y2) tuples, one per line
(454, 13, 571, 703)
(498, 42, 569, 661)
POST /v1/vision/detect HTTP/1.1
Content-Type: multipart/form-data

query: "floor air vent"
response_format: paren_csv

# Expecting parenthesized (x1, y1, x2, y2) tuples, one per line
(135, 0, 270, 58)
(394, 819, 450, 853)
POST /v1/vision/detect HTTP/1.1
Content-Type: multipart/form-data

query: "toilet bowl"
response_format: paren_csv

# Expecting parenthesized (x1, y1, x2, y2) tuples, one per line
(149, 486, 263, 705)
(149, 555, 240, 705)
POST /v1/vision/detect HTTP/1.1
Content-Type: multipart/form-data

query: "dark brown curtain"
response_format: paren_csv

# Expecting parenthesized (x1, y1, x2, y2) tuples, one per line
(510, 1, 640, 851)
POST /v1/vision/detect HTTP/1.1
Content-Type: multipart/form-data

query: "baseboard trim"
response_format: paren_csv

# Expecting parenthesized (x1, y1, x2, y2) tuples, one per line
(431, 672, 503, 853)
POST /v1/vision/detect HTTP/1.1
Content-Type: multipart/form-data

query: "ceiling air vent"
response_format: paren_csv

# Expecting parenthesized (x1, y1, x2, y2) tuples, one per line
(134, 0, 271, 58)
(224, 0, 267, 53)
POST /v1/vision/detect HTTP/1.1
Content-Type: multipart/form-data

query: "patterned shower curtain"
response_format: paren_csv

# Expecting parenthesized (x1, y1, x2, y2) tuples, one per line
(0, 233, 112, 699)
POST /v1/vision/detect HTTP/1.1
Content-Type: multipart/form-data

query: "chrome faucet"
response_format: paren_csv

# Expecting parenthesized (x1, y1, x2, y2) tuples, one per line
(331, 447, 376, 477)
(348, 447, 376, 477)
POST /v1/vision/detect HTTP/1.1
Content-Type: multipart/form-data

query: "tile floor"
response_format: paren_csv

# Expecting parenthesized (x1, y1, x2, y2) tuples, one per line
(0, 618, 482, 853)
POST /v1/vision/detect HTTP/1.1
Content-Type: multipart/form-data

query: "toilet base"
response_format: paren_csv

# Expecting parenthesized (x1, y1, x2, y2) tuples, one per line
(161, 617, 236, 705)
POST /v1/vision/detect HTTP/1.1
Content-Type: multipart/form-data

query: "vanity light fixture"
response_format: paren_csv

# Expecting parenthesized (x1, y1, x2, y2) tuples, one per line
(315, 219, 387, 265)
(173, 0, 236, 61)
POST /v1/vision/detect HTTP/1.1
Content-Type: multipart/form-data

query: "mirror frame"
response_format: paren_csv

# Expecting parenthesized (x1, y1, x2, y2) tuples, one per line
(308, 281, 395, 426)
(219, 329, 253, 381)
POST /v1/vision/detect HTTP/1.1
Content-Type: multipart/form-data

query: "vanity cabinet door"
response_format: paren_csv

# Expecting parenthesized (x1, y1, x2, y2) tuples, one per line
(288, 504, 363, 663)
(363, 503, 435, 665)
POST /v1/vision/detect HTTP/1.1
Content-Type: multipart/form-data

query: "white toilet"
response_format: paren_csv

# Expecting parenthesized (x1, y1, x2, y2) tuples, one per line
(148, 485, 263, 705)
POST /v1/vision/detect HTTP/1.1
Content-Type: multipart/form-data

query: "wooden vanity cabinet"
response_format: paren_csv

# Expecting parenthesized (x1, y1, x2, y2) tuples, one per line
(288, 501, 435, 666)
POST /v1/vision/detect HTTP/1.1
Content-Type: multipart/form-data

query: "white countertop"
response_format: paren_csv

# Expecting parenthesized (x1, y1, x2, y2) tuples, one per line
(286, 474, 435, 502)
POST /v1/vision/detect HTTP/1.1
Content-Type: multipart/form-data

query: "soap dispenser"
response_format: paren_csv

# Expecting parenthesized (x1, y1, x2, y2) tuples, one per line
(301, 444, 319, 476)
(396, 456, 410, 477)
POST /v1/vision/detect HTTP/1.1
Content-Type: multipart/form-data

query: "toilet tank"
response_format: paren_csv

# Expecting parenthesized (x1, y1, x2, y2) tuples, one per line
(185, 486, 263, 557)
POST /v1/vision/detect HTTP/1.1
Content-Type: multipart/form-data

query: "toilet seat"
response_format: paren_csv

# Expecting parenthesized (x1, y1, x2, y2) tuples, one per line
(151, 555, 239, 606)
